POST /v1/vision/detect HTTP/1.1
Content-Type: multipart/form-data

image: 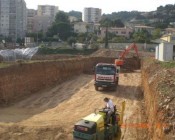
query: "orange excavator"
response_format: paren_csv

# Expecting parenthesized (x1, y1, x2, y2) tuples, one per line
(115, 43, 139, 66)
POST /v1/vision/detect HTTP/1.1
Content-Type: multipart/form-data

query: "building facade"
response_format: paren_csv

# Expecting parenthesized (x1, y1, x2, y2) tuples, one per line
(134, 26, 155, 34)
(74, 22, 94, 33)
(100, 27, 133, 38)
(0, 0, 27, 41)
(27, 9, 36, 33)
(83, 7, 102, 23)
(37, 5, 58, 20)
(27, 6, 56, 34)
(33, 15, 52, 33)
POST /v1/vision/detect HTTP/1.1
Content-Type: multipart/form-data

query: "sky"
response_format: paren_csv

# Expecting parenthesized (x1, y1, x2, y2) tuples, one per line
(25, 0, 175, 14)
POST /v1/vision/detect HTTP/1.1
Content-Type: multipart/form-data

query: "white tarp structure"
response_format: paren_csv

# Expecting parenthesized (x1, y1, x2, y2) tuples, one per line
(0, 47, 38, 61)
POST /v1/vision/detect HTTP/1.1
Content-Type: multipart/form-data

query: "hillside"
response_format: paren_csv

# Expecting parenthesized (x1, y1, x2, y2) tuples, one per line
(102, 4, 175, 28)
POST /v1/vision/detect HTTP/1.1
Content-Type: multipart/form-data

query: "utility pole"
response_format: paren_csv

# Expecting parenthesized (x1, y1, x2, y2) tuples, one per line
(105, 26, 108, 48)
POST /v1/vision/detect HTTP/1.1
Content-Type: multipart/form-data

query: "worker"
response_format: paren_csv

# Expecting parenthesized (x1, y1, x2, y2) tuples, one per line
(103, 97, 114, 124)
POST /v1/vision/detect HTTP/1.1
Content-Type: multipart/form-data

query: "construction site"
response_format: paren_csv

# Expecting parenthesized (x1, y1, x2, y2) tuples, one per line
(0, 44, 175, 140)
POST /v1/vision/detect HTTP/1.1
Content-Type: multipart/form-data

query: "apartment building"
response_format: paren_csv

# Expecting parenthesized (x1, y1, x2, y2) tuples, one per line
(27, 6, 55, 33)
(27, 9, 36, 33)
(0, 0, 27, 41)
(33, 15, 52, 33)
(37, 5, 58, 21)
(83, 7, 102, 23)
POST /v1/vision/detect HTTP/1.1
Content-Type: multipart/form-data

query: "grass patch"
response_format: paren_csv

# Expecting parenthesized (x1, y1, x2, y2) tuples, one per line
(37, 47, 98, 55)
(159, 61, 175, 69)
(0, 63, 13, 68)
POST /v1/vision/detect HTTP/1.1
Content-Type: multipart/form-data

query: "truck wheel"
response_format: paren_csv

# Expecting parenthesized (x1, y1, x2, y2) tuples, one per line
(112, 86, 116, 91)
(95, 86, 98, 91)
(108, 135, 113, 140)
(116, 78, 119, 85)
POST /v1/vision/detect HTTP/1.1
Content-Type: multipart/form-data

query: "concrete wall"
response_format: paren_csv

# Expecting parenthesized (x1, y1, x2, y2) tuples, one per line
(100, 43, 157, 51)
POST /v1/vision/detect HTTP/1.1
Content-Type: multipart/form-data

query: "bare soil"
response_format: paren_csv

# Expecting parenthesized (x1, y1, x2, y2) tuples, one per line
(0, 72, 147, 140)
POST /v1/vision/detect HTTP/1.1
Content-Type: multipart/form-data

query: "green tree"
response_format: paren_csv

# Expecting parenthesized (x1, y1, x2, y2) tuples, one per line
(55, 11, 70, 23)
(100, 17, 112, 27)
(112, 19, 124, 27)
(152, 28, 161, 39)
(132, 29, 151, 43)
(67, 36, 77, 46)
(112, 36, 126, 43)
(68, 10, 82, 20)
(47, 11, 73, 41)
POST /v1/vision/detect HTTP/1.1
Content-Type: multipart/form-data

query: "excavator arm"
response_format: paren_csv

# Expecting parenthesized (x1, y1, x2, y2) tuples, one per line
(115, 43, 139, 66)
(119, 43, 139, 59)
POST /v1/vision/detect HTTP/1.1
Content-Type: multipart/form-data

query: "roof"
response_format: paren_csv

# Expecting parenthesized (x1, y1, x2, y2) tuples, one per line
(165, 28, 175, 32)
(96, 63, 115, 66)
(151, 39, 168, 44)
(134, 25, 154, 29)
(83, 113, 104, 124)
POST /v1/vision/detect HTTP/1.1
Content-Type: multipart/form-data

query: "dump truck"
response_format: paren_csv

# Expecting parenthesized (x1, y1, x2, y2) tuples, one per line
(94, 63, 120, 91)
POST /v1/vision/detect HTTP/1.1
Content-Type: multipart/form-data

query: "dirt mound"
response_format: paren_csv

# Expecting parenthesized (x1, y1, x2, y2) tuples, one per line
(31, 54, 79, 61)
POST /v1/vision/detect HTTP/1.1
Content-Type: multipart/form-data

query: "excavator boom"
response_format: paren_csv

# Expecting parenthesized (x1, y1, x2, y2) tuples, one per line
(119, 43, 139, 59)
(115, 43, 139, 66)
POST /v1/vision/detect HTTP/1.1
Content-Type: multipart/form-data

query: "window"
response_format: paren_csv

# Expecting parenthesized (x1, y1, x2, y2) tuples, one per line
(96, 66, 116, 75)
(172, 36, 175, 40)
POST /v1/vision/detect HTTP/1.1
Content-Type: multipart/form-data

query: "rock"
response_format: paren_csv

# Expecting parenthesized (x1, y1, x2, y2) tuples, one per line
(166, 105, 169, 110)
(166, 96, 170, 99)
(163, 127, 171, 134)
(55, 133, 63, 140)
(159, 103, 163, 106)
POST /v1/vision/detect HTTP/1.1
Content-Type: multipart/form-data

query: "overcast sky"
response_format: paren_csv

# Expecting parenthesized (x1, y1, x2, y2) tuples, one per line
(25, 0, 175, 14)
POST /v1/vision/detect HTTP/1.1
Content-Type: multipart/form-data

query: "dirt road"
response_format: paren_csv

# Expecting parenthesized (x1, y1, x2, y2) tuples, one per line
(0, 71, 148, 140)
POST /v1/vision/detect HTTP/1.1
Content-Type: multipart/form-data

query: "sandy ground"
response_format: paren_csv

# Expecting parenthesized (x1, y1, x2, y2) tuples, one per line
(0, 71, 148, 140)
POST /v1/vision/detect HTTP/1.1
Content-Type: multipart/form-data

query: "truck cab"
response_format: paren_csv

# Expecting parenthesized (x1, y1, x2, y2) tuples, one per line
(94, 63, 119, 91)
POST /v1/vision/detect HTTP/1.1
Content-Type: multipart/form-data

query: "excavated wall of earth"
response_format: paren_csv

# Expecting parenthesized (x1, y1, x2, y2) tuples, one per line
(0, 57, 140, 105)
(142, 59, 175, 140)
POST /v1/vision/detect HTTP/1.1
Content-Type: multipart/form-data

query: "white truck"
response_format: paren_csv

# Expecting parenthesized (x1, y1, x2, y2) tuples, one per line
(94, 63, 120, 91)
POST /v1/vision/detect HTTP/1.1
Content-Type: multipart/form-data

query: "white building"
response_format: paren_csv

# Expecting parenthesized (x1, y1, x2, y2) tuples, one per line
(83, 8, 102, 23)
(100, 27, 133, 38)
(0, 0, 27, 41)
(155, 34, 175, 61)
(37, 5, 58, 20)
(156, 43, 175, 61)
(69, 16, 79, 23)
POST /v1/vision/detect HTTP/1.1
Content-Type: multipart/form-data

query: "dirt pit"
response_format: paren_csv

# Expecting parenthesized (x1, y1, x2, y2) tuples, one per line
(0, 71, 148, 140)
